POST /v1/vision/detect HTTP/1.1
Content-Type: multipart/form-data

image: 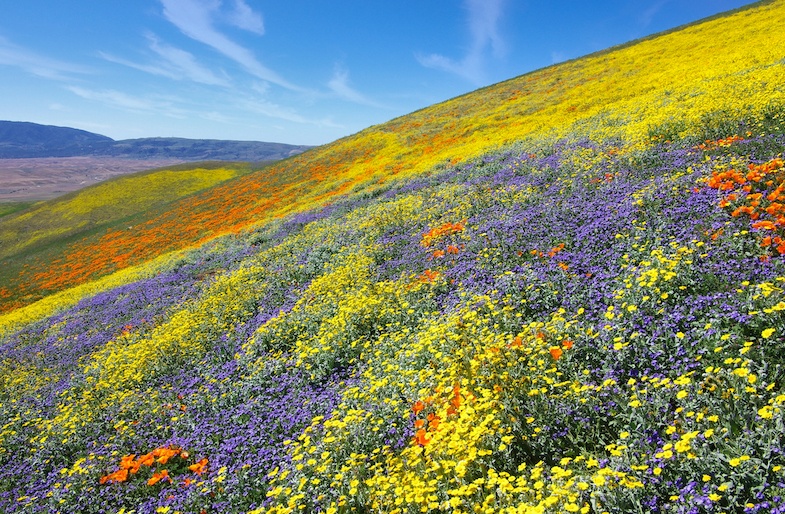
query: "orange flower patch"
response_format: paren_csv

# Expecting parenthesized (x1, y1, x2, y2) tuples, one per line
(416, 269, 441, 283)
(188, 458, 209, 475)
(696, 134, 744, 151)
(410, 396, 441, 447)
(414, 428, 430, 446)
(420, 220, 466, 247)
(447, 385, 462, 416)
(147, 469, 170, 486)
(707, 158, 785, 255)
(547, 243, 565, 258)
(99, 446, 208, 487)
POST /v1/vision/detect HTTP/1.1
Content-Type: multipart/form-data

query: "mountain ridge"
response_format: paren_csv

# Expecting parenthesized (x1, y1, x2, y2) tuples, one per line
(0, 120, 312, 160)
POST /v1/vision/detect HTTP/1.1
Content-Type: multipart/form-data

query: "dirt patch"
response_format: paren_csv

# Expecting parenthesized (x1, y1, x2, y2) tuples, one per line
(0, 157, 185, 202)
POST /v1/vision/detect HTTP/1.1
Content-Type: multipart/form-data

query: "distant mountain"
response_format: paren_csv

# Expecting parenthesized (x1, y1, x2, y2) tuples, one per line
(0, 121, 312, 160)
(0, 121, 113, 158)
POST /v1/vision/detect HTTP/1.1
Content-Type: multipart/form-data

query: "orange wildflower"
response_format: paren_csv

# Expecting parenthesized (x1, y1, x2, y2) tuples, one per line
(188, 458, 209, 475)
(547, 243, 565, 257)
(447, 385, 462, 416)
(562, 339, 574, 349)
(153, 447, 180, 465)
(412, 400, 425, 415)
(550, 347, 563, 360)
(139, 453, 155, 467)
(119, 454, 137, 470)
(417, 269, 441, 283)
(414, 428, 430, 446)
(753, 220, 777, 231)
(147, 469, 169, 486)
(100, 468, 130, 484)
(420, 220, 466, 247)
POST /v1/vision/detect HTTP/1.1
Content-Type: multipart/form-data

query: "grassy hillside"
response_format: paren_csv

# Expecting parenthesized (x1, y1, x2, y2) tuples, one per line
(0, 161, 264, 310)
(2, 1, 785, 513)
(0, 202, 33, 218)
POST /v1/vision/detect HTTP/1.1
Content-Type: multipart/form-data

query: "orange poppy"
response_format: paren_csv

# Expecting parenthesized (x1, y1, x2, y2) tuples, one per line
(189, 458, 209, 475)
(549, 347, 563, 360)
(414, 428, 430, 446)
(147, 469, 169, 486)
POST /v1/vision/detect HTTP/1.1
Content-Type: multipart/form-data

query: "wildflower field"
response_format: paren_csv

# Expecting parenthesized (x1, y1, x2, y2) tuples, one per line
(3, 1, 785, 513)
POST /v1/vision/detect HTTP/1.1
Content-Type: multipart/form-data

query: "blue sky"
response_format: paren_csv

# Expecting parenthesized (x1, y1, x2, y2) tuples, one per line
(0, 0, 755, 146)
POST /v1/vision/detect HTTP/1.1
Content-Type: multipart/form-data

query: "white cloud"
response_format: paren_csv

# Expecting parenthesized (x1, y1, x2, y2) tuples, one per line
(99, 35, 231, 87)
(239, 96, 341, 128)
(417, 0, 506, 84)
(225, 0, 264, 34)
(66, 86, 186, 117)
(160, 0, 303, 91)
(201, 110, 234, 124)
(0, 36, 90, 80)
(327, 65, 387, 108)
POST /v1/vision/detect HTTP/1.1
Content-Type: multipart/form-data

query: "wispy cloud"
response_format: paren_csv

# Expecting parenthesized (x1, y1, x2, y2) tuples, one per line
(225, 0, 264, 35)
(67, 86, 186, 117)
(238, 95, 341, 128)
(550, 51, 567, 65)
(0, 36, 90, 80)
(327, 65, 387, 108)
(640, 0, 668, 27)
(417, 0, 506, 84)
(160, 0, 303, 91)
(100, 33, 230, 87)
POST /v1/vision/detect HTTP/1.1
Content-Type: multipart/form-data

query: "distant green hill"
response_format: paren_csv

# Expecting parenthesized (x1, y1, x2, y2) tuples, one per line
(0, 120, 312, 160)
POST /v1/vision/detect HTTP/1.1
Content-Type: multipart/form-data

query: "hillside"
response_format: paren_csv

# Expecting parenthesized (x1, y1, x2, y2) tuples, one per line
(0, 121, 311, 160)
(2, 1, 785, 513)
(0, 161, 264, 264)
(0, 121, 112, 157)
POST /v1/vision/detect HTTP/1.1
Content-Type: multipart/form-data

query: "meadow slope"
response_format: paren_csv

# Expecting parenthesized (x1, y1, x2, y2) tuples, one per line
(2, 0, 785, 314)
(2, 1, 785, 513)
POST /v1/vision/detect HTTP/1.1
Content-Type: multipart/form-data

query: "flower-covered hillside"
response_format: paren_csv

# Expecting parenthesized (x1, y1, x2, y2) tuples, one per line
(3, 1, 785, 513)
(2, 0, 784, 313)
(3, 132, 785, 513)
(0, 162, 260, 312)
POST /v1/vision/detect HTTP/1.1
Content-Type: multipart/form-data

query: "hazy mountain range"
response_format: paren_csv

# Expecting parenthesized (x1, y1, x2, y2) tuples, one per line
(0, 120, 312, 160)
